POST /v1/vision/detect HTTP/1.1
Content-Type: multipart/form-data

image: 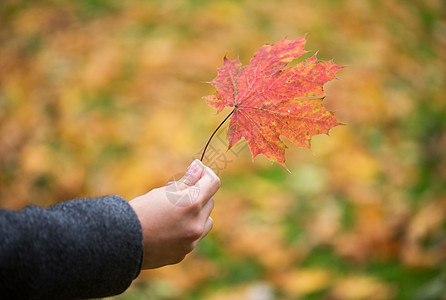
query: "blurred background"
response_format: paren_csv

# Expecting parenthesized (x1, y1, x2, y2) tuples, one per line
(1, 0, 445, 299)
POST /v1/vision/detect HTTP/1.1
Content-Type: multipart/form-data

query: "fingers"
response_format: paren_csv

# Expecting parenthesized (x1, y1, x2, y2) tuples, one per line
(194, 198, 214, 244)
(171, 160, 220, 207)
(191, 216, 214, 250)
(201, 196, 214, 218)
(194, 165, 221, 205)
(175, 160, 205, 191)
(202, 216, 214, 238)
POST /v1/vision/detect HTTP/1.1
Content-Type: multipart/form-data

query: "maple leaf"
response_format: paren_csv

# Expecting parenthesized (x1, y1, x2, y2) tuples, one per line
(203, 36, 343, 169)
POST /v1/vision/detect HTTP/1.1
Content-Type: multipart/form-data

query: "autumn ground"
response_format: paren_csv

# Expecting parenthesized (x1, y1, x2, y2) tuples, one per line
(1, 0, 446, 299)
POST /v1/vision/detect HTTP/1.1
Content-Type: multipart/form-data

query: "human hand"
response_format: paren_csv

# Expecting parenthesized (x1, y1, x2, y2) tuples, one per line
(129, 159, 220, 269)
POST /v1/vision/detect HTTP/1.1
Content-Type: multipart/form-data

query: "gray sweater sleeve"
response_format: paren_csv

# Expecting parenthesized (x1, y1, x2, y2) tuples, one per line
(0, 195, 143, 300)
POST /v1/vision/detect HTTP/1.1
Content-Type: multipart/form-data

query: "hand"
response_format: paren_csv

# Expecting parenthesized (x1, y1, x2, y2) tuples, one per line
(129, 159, 220, 269)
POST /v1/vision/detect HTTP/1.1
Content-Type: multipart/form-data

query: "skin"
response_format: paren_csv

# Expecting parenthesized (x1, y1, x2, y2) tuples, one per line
(129, 159, 220, 269)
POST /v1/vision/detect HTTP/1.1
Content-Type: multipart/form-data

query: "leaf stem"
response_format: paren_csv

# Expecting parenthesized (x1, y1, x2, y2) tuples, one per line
(200, 108, 235, 161)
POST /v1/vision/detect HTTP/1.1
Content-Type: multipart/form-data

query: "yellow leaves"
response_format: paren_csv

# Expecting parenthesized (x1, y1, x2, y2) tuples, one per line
(408, 201, 445, 242)
(226, 225, 298, 270)
(273, 270, 396, 299)
(331, 275, 396, 300)
(139, 37, 175, 69)
(2, 1, 446, 299)
(20, 145, 51, 175)
(82, 45, 123, 90)
(307, 199, 342, 243)
(10, 6, 53, 36)
(330, 144, 380, 187)
(273, 268, 332, 297)
(205, 282, 273, 300)
(142, 256, 218, 294)
(403, 200, 446, 267)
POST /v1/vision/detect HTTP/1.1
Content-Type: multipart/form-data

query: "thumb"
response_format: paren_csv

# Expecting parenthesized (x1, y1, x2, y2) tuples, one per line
(175, 159, 204, 191)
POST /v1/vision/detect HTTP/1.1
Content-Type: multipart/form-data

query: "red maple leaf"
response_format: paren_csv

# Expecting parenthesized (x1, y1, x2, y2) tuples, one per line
(203, 36, 343, 169)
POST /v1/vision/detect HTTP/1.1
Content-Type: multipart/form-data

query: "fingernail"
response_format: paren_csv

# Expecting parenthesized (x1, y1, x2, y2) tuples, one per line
(188, 159, 202, 175)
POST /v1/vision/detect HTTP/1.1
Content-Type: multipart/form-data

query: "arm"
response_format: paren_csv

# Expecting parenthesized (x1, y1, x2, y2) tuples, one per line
(0, 195, 143, 300)
(0, 159, 220, 299)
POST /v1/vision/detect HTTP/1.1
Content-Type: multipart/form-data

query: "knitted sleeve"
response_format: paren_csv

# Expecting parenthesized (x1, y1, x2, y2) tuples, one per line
(0, 195, 143, 300)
